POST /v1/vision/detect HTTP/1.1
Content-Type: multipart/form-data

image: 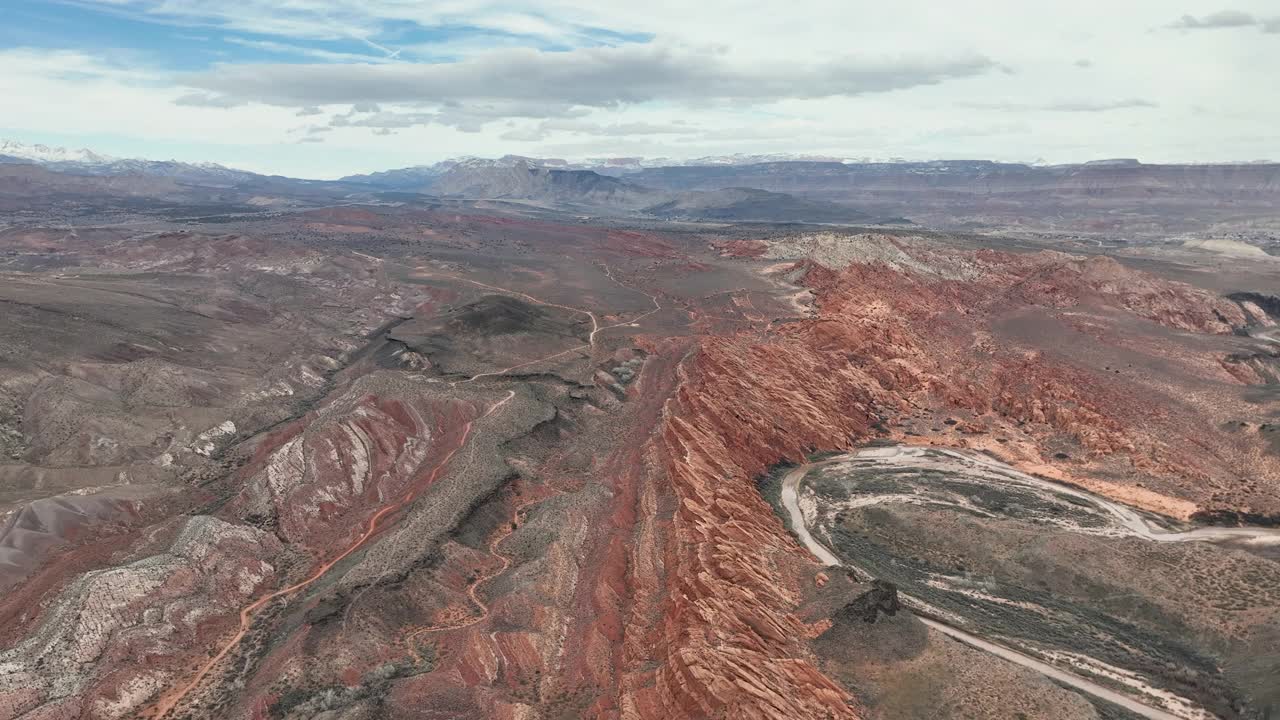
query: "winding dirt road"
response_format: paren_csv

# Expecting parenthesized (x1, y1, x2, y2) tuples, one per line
(401, 488, 549, 660)
(776, 445, 1271, 720)
(855, 446, 1280, 545)
(423, 264, 661, 386)
(147, 390, 515, 719)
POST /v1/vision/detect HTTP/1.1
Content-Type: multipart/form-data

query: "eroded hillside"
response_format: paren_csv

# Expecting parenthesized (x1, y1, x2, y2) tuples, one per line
(0, 210, 1276, 720)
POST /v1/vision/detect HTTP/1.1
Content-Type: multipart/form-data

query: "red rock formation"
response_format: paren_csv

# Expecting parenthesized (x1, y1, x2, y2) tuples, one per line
(620, 240, 1277, 719)
(230, 391, 472, 556)
(713, 239, 769, 258)
(626, 336, 881, 719)
(0, 515, 282, 719)
(7, 211, 1273, 720)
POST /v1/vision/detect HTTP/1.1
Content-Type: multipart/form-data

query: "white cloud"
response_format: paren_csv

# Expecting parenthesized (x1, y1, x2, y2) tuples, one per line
(1169, 10, 1259, 29)
(964, 98, 1158, 112)
(223, 37, 396, 64)
(174, 92, 244, 108)
(500, 118, 694, 141)
(4, 1, 1280, 177)
(184, 43, 997, 108)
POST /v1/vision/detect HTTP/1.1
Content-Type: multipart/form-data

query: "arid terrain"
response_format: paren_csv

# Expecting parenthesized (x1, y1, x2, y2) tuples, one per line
(1, 155, 1278, 720)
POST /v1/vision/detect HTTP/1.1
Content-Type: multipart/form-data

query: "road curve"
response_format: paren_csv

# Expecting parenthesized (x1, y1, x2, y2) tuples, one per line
(777, 446, 1236, 720)
(864, 446, 1280, 545)
(779, 463, 842, 567)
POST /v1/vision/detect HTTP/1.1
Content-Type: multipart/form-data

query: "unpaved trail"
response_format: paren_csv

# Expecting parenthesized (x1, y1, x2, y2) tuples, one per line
(443, 265, 660, 385)
(152, 264, 657, 714)
(148, 391, 515, 719)
(779, 465, 841, 566)
(855, 446, 1280, 545)
(916, 617, 1189, 720)
(401, 488, 551, 659)
(777, 445, 1256, 720)
(414, 269, 602, 350)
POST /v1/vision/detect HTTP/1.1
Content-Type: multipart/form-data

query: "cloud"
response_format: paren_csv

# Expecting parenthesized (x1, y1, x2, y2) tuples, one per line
(543, 119, 691, 136)
(434, 101, 590, 131)
(224, 37, 395, 64)
(63, 0, 660, 54)
(965, 98, 1157, 112)
(328, 100, 592, 131)
(331, 110, 437, 129)
(1168, 10, 1258, 29)
(499, 126, 545, 142)
(500, 118, 694, 141)
(184, 43, 998, 109)
(1166, 10, 1280, 32)
(1043, 98, 1157, 112)
(8, 4, 1280, 176)
(1073, 58, 1093, 68)
(173, 92, 244, 108)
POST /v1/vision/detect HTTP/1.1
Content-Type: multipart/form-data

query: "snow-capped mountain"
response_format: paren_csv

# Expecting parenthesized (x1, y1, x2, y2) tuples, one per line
(0, 138, 263, 185)
(0, 139, 117, 165)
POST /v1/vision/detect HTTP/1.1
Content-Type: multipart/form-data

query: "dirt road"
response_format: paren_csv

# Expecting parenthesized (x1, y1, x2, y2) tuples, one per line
(778, 446, 1247, 720)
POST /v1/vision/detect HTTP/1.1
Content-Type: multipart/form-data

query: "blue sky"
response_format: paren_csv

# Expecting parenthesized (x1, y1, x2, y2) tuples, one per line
(2, 0, 653, 68)
(2, 1, 1277, 178)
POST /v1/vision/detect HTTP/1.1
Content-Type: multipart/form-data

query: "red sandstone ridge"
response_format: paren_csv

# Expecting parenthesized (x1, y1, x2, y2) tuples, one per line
(618, 237, 1277, 719)
(622, 337, 885, 719)
(796, 245, 1276, 510)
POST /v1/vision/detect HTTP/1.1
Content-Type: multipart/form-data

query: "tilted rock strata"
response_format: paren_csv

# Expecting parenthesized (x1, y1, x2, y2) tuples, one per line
(0, 516, 280, 719)
(623, 238, 1275, 719)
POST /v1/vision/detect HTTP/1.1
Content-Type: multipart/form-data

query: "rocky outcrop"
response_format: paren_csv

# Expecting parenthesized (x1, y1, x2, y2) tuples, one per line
(0, 516, 280, 720)
(623, 334, 890, 720)
(623, 233, 1280, 719)
(838, 581, 901, 624)
(1000, 254, 1247, 334)
(232, 388, 459, 553)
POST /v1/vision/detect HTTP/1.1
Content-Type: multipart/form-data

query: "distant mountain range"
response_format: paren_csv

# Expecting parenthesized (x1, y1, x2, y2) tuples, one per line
(337, 153, 862, 184)
(339, 157, 882, 223)
(0, 139, 117, 165)
(4, 138, 1278, 229)
(0, 139, 257, 184)
(622, 158, 1280, 200)
(0, 141, 883, 224)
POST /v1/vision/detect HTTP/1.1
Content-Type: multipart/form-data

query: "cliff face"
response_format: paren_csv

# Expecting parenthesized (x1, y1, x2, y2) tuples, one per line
(628, 337, 888, 719)
(622, 236, 1278, 719)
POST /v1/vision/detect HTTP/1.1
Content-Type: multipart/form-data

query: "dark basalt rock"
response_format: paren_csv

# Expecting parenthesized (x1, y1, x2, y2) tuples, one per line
(838, 580, 901, 624)
(1228, 292, 1280, 322)
(1191, 508, 1280, 528)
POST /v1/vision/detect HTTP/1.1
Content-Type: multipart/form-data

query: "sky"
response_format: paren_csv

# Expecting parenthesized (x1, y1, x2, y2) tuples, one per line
(1, 0, 1277, 179)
